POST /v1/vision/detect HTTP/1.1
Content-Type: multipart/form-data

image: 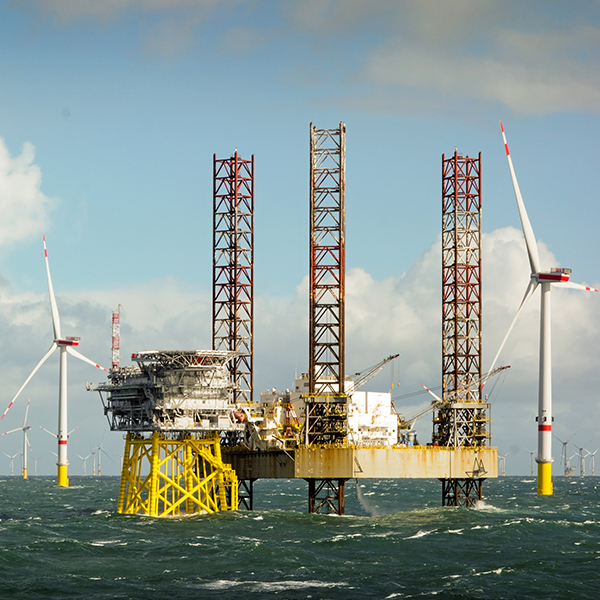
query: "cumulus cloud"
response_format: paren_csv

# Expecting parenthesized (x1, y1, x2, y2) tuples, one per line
(361, 28, 600, 115)
(0, 137, 54, 247)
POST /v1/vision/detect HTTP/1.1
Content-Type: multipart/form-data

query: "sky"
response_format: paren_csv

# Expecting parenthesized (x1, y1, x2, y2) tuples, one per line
(0, 0, 599, 478)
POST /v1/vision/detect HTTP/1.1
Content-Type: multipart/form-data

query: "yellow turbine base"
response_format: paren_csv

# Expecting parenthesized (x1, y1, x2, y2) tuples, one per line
(537, 462, 553, 495)
(57, 465, 69, 487)
(117, 431, 238, 517)
(22, 467, 28, 480)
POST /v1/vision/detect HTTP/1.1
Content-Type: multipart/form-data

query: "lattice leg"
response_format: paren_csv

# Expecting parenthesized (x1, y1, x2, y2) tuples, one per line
(117, 432, 238, 516)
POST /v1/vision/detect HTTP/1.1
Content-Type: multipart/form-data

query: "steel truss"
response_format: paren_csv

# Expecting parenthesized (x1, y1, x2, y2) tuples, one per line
(307, 123, 347, 447)
(238, 478, 255, 510)
(213, 152, 254, 407)
(441, 478, 484, 508)
(307, 478, 348, 515)
(117, 431, 238, 516)
(436, 151, 490, 448)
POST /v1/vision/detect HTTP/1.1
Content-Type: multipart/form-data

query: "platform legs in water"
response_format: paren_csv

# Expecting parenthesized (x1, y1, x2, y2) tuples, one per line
(117, 431, 238, 516)
(307, 478, 348, 515)
(441, 478, 484, 507)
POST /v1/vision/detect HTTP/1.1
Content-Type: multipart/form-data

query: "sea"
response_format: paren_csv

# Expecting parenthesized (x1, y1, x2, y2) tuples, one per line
(0, 476, 597, 599)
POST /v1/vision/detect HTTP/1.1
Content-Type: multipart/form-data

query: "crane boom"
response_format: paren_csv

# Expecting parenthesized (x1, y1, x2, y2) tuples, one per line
(347, 354, 399, 394)
(397, 365, 510, 429)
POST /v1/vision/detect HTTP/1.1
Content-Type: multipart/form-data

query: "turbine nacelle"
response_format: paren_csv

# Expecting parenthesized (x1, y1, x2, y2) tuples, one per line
(536, 268, 571, 283)
(57, 336, 81, 347)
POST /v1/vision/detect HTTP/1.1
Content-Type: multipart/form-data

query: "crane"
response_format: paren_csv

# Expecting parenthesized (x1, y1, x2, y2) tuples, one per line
(346, 354, 399, 395)
(396, 365, 510, 430)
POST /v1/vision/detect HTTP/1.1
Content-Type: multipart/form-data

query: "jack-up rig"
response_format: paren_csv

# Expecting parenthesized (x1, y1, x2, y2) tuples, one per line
(89, 124, 498, 516)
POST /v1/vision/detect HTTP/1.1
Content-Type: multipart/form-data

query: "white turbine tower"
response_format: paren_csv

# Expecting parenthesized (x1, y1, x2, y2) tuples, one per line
(0, 397, 33, 479)
(499, 452, 509, 476)
(490, 122, 599, 496)
(1, 236, 107, 487)
(587, 449, 598, 476)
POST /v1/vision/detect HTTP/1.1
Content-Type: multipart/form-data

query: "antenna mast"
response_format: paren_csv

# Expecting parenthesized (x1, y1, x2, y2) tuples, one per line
(111, 305, 121, 371)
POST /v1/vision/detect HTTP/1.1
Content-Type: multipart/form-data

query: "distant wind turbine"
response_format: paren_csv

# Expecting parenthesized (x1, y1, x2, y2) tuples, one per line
(1, 236, 107, 488)
(520, 446, 535, 477)
(575, 441, 592, 477)
(499, 452, 509, 477)
(489, 122, 599, 496)
(96, 437, 112, 476)
(3, 452, 19, 476)
(0, 397, 33, 479)
(76, 453, 91, 476)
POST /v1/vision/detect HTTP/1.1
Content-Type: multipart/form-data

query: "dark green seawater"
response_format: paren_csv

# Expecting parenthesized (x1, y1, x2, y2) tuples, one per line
(0, 476, 598, 599)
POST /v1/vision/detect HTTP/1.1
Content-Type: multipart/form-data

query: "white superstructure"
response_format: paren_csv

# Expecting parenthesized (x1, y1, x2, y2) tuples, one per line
(254, 373, 398, 449)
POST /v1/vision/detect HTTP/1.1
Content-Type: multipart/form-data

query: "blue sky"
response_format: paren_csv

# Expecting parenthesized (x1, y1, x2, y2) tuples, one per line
(1, 1, 599, 478)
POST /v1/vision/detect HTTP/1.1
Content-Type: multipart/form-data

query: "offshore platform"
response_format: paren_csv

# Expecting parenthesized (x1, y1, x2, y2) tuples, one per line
(90, 124, 497, 517)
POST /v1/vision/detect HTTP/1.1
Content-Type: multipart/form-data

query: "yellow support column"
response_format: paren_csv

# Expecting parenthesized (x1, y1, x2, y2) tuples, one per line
(117, 433, 133, 514)
(116, 431, 239, 517)
(185, 440, 194, 514)
(147, 431, 160, 516)
(537, 462, 553, 495)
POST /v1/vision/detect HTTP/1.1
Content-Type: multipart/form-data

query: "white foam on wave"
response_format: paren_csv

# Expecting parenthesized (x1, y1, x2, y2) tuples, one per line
(473, 567, 510, 576)
(199, 579, 347, 591)
(473, 500, 504, 512)
(404, 529, 436, 539)
(330, 532, 363, 542)
(90, 539, 125, 547)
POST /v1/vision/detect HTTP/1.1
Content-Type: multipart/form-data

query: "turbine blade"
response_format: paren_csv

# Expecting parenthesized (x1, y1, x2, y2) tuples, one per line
(43, 235, 62, 340)
(420, 384, 442, 403)
(1, 428, 21, 436)
(66, 346, 108, 372)
(484, 278, 538, 386)
(23, 397, 31, 428)
(1, 342, 58, 421)
(39, 425, 58, 438)
(500, 122, 541, 274)
(551, 281, 599, 292)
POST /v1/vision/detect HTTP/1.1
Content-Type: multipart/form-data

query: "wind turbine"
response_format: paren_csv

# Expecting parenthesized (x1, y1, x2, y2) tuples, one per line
(1, 236, 107, 488)
(554, 433, 576, 476)
(76, 453, 91, 476)
(520, 446, 535, 476)
(574, 441, 591, 477)
(30, 454, 38, 476)
(499, 452, 509, 477)
(490, 122, 599, 495)
(96, 439, 112, 476)
(3, 452, 19, 476)
(0, 397, 33, 479)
